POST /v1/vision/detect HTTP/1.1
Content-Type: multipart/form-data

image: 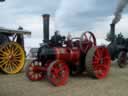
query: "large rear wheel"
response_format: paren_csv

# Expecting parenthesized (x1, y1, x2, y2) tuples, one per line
(0, 42, 25, 74)
(85, 46, 111, 79)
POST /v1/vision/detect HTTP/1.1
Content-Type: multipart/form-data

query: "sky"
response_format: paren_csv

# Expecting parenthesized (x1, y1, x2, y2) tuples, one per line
(0, 0, 128, 52)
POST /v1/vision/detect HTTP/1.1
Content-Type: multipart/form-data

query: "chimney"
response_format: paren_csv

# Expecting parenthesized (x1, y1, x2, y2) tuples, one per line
(110, 23, 116, 42)
(42, 14, 50, 43)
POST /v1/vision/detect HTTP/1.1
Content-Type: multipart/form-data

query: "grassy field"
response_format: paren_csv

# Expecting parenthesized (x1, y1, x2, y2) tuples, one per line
(0, 61, 128, 96)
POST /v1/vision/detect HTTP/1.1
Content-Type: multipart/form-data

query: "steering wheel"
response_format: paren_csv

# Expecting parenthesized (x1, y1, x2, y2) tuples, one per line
(80, 31, 96, 53)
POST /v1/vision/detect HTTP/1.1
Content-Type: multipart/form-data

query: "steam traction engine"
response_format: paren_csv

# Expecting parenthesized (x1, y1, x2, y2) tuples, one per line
(26, 14, 111, 86)
(0, 27, 31, 74)
(107, 24, 128, 68)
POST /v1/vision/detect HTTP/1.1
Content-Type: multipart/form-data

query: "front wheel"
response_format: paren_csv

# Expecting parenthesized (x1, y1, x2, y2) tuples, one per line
(47, 60, 69, 86)
(26, 60, 45, 81)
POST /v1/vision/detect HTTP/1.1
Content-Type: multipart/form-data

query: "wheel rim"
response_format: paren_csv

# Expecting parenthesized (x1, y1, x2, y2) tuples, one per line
(118, 51, 127, 68)
(0, 42, 25, 74)
(86, 46, 111, 79)
(26, 60, 44, 81)
(47, 60, 69, 86)
(80, 31, 96, 53)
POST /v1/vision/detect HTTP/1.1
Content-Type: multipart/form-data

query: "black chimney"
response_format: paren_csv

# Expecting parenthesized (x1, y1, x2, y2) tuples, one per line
(110, 24, 115, 35)
(42, 14, 50, 43)
(110, 23, 116, 42)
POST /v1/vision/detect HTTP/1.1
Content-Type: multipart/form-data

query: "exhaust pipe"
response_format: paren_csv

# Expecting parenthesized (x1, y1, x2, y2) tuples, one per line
(42, 14, 50, 43)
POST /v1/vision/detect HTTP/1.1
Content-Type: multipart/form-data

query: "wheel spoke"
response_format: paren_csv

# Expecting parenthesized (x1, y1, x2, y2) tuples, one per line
(0, 59, 8, 65)
(0, 49, 9, 57)
(95, 50, 101, 58)
(89, 34, 92, 41)
(10, 62, 18, 69)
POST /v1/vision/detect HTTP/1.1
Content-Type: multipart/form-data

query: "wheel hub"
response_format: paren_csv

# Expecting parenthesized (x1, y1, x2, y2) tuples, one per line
(8, 54, 14, 60)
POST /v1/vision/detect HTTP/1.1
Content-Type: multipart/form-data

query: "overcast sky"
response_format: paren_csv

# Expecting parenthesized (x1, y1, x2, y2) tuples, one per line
(0, 0, 128, 51)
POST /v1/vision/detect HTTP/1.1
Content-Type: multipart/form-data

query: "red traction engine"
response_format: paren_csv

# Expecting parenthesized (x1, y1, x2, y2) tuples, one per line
(26, 14, 111, 86)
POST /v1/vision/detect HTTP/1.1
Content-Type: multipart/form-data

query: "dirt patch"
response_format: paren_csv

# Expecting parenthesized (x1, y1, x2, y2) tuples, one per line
(0, 61, 128, 96)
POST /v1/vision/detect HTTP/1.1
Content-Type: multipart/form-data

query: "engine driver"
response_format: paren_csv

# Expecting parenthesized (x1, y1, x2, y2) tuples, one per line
(51, 30, 65, 47)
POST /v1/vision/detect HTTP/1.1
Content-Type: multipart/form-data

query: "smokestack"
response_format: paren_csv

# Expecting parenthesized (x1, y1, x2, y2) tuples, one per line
(110, 24, 115, 35)
(42, 14, 50, 43)
(110, 23, 116, 42)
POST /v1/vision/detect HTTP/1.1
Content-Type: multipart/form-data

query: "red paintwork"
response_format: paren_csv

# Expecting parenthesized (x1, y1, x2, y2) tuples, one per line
(54, 48, 80, 63)
(26, 32, 111, 86)
(26, 62, 45, 81)
(92, 46, 111, 79)
(47, 60, 69, 86)
(32, 66, 46, 72)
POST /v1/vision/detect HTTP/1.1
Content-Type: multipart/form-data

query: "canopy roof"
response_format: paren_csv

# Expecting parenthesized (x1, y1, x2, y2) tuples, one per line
(0, 27, 31, 36)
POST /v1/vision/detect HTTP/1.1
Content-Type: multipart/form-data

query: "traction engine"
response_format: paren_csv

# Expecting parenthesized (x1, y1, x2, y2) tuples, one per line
(107, 24, 128, 68)
(26, 14, 111, 86)
(0, 27, 31, 74)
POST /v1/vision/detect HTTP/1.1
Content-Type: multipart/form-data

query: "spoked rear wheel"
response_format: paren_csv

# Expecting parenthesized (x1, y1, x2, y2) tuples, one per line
(0, 42, 25, 74)
(86, 46, 111, 79)
(47, 60, 69, 86)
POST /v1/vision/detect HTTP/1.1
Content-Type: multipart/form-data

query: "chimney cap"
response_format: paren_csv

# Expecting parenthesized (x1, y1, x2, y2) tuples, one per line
(42, 14, 50, 17)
